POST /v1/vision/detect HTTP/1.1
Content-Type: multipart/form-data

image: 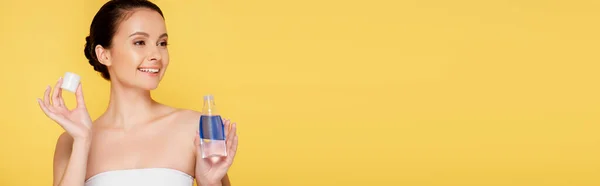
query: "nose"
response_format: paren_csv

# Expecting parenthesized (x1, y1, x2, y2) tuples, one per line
(148, 45, 162, 62)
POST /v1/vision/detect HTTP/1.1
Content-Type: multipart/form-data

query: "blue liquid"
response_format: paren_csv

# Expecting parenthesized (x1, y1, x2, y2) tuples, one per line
(199, 115, 226, 140)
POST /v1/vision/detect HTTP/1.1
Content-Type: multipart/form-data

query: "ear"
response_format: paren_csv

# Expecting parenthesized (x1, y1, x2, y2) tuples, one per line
(95, 45, 112, 66)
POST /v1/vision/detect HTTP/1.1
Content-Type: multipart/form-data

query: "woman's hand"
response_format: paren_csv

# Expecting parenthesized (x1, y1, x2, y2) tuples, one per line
(37, 77, 93, 142)
(194, 118, 239, 186)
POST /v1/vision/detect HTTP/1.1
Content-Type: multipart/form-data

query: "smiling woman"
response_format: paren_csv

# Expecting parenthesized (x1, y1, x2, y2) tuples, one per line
(84, 1, 170, 90)
(35, 0, 239, 186)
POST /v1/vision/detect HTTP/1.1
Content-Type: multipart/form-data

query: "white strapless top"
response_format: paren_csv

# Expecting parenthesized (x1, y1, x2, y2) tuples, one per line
(84, 168, 193, 186)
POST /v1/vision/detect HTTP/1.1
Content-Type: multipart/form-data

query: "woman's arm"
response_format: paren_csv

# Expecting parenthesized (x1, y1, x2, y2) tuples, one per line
(38, 79, 94, 186)
(53, 132, 91, 186)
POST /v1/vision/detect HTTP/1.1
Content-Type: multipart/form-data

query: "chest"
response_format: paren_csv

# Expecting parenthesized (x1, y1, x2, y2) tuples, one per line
(86, 124, 196, 172)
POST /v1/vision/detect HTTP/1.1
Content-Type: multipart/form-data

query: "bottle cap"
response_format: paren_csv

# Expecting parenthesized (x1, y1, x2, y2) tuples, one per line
(204, 94, 214, 100)
(61, 72, 80, 93)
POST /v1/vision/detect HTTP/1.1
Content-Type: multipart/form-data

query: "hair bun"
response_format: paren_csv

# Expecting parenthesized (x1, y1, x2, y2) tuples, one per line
(84, 36, 96, 67)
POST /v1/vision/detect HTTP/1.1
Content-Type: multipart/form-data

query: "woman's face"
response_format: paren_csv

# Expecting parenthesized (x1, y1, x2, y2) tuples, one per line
(104, 8, 169, 90)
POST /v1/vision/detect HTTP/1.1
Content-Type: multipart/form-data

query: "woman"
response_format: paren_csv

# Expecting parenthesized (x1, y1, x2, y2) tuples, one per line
(36, 0, 238, 186)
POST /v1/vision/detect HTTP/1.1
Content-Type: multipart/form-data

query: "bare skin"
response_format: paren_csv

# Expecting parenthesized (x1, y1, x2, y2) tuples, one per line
(37, 8, 238, 186)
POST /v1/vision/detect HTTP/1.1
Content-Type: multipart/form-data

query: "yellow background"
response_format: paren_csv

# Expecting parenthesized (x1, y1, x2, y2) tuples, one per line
(1, 0, 599, 185)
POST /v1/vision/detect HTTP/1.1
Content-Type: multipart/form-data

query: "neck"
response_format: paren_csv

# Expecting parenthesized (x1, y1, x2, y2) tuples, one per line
(102, 80, 158, 129)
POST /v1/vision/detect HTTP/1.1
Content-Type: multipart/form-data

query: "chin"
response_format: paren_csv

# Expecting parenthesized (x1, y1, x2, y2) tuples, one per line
(144, 84, 160, 90)
(136, 81, 161, 90)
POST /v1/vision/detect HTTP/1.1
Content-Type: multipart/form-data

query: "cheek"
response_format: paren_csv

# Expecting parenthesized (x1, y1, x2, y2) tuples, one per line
(112, 48, 145, 73)
(161, 51, 170, 66)
(119, 49, 144, 65)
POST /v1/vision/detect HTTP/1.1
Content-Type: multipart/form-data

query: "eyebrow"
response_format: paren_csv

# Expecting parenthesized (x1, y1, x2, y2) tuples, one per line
(129, 32, 168, 38)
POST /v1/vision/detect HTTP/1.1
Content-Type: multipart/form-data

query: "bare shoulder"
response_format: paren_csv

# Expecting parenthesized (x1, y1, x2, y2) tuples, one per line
(174, 109, 203, 123)
(168, 108, 202, 133)
(154, 103, 200, 128)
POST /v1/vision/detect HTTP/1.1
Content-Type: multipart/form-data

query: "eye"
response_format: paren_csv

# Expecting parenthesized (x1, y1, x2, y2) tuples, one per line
(134, 40, 146, 46)
(159, 41, 168, 47)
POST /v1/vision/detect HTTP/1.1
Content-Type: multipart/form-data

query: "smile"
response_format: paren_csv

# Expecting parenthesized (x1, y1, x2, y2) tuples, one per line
(138, 68, 160, 74)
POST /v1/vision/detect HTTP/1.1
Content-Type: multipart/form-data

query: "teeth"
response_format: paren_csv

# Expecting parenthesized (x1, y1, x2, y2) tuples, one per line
(138, 68, 159, 73)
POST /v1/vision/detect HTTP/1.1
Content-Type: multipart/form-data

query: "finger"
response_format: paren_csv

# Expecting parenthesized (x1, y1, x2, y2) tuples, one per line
(221, 117, 226, 124)
(226, 131, 238, 164)
(43, 85, 51, 107)
(37, 98, 67, 124)
(52, 77, 63, 108)
(43, 86, 58, 113)
(37, 98, 53, 116)
(224, 119, 231, 138)
(226, 122, 235, 146)
(75, 83, 86, 108)
(222, 118, 230, 130)
(226, 123, 236, 152)
(58, 81, 65, 107)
